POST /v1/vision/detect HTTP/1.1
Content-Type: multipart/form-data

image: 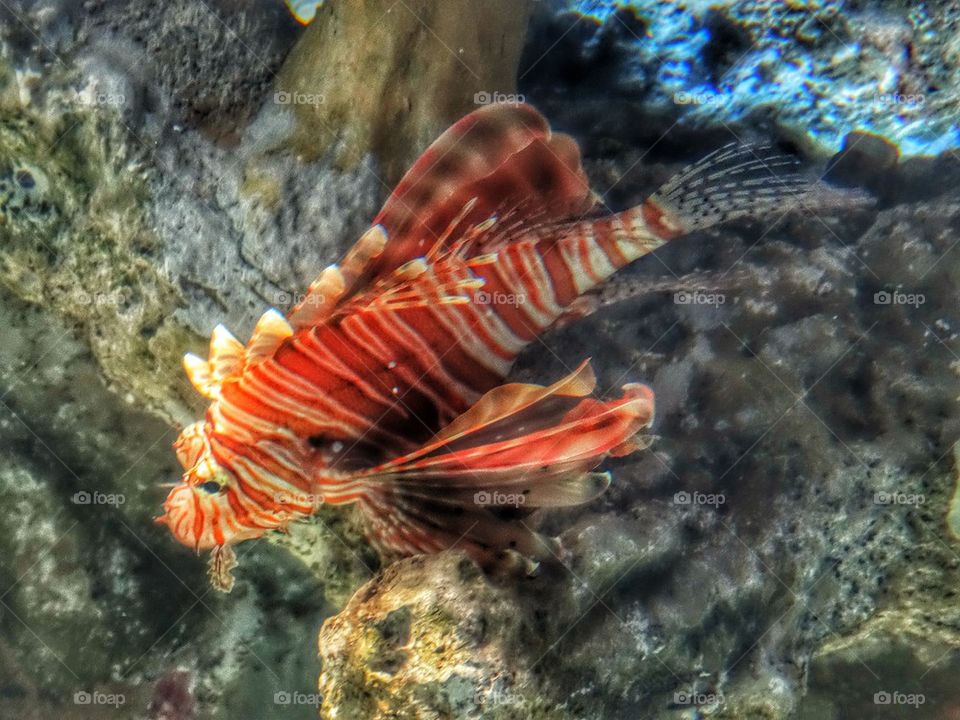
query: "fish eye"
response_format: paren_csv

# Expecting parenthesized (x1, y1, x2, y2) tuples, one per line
(199, 480, 223, 494)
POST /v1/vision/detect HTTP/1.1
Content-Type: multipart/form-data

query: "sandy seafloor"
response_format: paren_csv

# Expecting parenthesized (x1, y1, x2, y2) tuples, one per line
(0, 1, 959, 719)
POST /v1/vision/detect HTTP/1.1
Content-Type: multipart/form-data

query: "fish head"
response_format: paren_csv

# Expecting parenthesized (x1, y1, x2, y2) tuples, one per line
(158, 480, 243, 551)
(159, 422, 266, 551)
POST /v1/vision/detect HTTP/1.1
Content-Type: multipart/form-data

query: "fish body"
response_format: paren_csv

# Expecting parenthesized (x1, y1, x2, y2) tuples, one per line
(158, 103, 827, 587)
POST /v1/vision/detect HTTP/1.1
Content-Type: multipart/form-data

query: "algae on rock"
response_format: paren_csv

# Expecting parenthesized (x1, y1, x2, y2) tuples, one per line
(0, 98, 202, 423)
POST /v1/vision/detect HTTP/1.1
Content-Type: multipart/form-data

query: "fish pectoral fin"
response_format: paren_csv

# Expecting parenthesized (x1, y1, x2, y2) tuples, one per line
(427, 359, 597, 447)
(350, 370, 655, 568)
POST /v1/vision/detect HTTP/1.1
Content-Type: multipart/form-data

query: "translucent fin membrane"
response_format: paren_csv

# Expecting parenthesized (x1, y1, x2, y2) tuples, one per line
(352, 362, 654, 568)
(649, 142, 871, 232)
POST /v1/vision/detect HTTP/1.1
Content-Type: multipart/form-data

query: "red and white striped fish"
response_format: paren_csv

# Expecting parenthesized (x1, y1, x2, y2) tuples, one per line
(156, 103, 830, 590)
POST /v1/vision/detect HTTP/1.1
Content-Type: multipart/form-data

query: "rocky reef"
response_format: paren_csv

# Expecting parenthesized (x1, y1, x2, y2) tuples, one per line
(0, 1, 958, 719)
(530, 0, 960, 156)
(276, 0, 534, 183)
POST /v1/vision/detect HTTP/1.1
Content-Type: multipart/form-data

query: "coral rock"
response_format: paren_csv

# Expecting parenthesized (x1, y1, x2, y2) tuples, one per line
(276, 0, 534, 183)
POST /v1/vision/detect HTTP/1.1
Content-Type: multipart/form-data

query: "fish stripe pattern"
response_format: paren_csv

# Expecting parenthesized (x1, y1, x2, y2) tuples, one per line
(158, 102, 862, 588)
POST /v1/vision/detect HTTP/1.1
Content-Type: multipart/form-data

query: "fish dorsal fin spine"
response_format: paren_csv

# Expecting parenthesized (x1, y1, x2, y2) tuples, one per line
(289, 226, 388, 330)
(307, 105, 593, 311)
(394, 258, 429, 280)
(285, 105, 594, 327)
(246, 309, 293, 365)
(183, 353, 215, 399)
(184, 324, 245, 399)
(426, 197, 478, 259)
(210, 325, 245, 373)
(289, 264, 346, 329)
(342, 225, 388, 283)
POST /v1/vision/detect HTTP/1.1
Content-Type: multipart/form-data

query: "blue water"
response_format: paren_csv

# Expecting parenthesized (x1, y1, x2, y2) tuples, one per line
(561, 0, 959, 156)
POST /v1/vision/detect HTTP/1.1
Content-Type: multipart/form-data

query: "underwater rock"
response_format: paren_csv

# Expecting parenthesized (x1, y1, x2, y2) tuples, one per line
(949, 442, 960, 541)
(148, 670, 197, 720)
(275, 0, 535, 183)
(0, 3, 384, 425)
(0, 286, 343, 720)
(0, 1, 957, 718)
(0, 285, 185, 715)
(824, 131, 900, 197)
(318, 553, 562, 720)
(524, 1, 960, 156)
(77, 0, 300, 143)
(0, 66, 203, 422)
(800, 608, 960, 718)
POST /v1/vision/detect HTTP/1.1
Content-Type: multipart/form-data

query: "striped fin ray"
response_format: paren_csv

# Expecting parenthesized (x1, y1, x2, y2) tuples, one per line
(288, 225, 390, 329)
(246, 309, 293, 365)
(183, 325, 245, 399)
(393, 358, 597, 460)
(360, 484, 557, 561)
(288, 264, 347, 329)
(184, 308, 296, 399)
(360, 256, 485, 311)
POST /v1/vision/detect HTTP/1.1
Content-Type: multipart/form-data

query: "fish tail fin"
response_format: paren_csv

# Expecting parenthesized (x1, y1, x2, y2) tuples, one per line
(638, 142, 872, 238)
(558, 144, 871, 301)
(351, 361, 654, 569)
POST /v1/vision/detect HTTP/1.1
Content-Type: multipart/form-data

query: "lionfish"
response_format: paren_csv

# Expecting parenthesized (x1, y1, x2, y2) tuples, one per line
(157, 103, 839, 590)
